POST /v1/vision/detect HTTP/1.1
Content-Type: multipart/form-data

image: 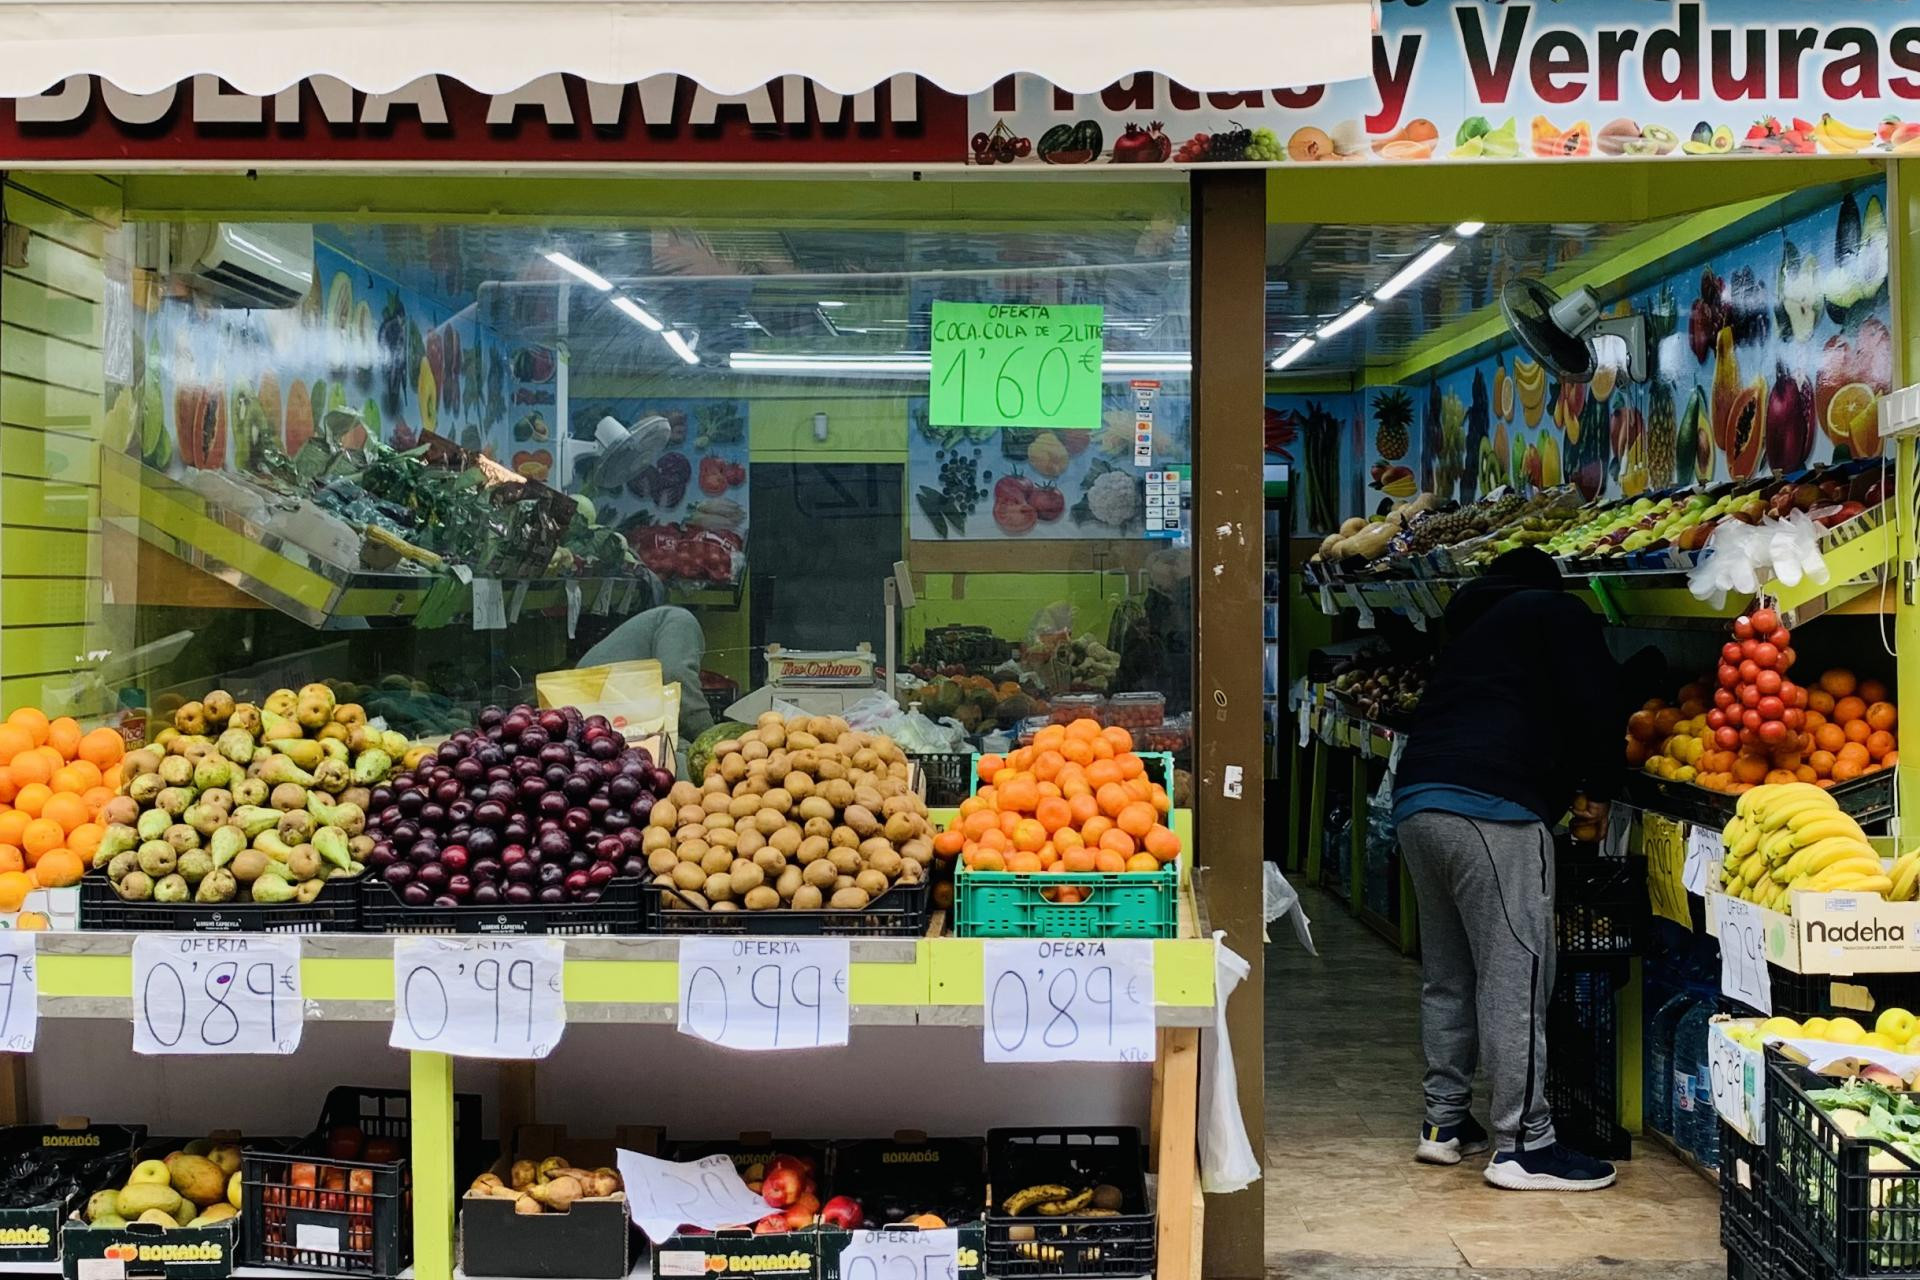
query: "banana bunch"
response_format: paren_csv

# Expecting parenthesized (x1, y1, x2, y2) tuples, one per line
(1000, 1183, 1123, 1219)
(1513, 358, 1547, 427)
(1815, 113, 1876, 154)
(1721, 782, 1893, 913)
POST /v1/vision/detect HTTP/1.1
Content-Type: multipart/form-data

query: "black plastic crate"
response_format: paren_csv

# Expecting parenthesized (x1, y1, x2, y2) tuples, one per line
(1767, 1048, 1920, 1277)
(80, 873, 361, 933)
(911, 753, 976, 808)
(1724, 1121, 1771, 1264)
(358, 879, 644, 935)
(1546, 964, 1632, 1161)
(240, 1087, 484, 1279)
(1556, 853, 1645, 960)
(638, 876, 930, 937)
(1620, 768, 1893, 832)
(983, 1129, 1152, 1280)
(1753, 971, 1920, 1025)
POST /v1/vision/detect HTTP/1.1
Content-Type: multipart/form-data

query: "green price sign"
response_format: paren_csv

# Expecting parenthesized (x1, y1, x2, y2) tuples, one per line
(929, 302, 1103, 430)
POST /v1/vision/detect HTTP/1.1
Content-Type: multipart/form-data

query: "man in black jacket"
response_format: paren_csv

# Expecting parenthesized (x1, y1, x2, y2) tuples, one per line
(1392, 547, 1647, 1191)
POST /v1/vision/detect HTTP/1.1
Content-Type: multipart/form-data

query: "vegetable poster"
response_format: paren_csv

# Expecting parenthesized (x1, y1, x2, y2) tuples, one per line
(566, 396, 750, 586)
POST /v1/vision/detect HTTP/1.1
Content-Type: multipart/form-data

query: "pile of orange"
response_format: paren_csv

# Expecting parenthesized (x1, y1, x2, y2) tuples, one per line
(0, 707, 126, 911)
(1803, 669, 1897, 785)
(932, 719, 1179, 902)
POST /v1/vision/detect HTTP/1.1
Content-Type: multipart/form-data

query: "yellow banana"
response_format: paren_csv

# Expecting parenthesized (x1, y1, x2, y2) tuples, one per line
(1787, 806, 1864, 834)
(1736, 784, 1792, 822)
(1742, 853, 1770, 887)
(1800, 861, 1888, 892)
(1811, 873, 1894, 897)
(1772, 850, 1810, 884)
(1762, 827, 1802, 863)
(1799, 837, 1881, 875)
(1788, 821, 1871, 852)
(1759, 792, 1839, 832)
(1890, 856, 1920, 903)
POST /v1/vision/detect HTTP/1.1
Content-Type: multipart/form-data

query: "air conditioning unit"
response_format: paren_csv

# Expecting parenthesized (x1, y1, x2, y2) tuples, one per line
(173, 222, 314, 309)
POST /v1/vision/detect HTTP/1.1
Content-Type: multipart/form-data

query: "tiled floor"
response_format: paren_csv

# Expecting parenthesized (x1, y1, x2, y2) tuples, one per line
(1265, 886, 1725, 1279)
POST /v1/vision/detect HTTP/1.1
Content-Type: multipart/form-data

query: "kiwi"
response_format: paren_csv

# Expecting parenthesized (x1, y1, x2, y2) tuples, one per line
(828, 847, 862, 875)
(743, 886, 780, 911)
(829, 886, 871, 910)
(699, 847, 732, 877)
(791, 884, 824, 910)
(648, 849, 679, 876)
(671, 862, 706, 891)
(703, 873, 735, 903)
(752, 847, 787, 875)
(729, 861, 765, 895)
(802, 859, 838, 889)
(776, 866, 804, 901)
(855, 869, 889, 898)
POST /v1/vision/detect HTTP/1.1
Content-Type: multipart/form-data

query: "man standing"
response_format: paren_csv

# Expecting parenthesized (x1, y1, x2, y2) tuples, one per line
(1392, 546, 1648, 1191)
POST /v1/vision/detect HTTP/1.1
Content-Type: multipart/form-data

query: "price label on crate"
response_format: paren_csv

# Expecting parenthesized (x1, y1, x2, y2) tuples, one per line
(676, 938, 850, 1051)
(1643, 813, 1692, 929)
(1708, 1021, 1766, 1144)
(838, 1228, 961, 1280)
(616, 1149, 772, 1244)
(390, 937, 565, 1059)
(0, 932, 37, 1052)
(132, 935, 301, 1055)
(1718, 894, 1774, 1016)
(1684, 823, 1720, 897)
(981, 940, 1155, 1064)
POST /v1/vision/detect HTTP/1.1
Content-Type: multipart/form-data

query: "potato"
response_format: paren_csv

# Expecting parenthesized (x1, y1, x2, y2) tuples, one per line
(831, 825, 861, 850)
(729, 861, 765, 895)
(709, 828, 739, 851)
(760, 789, 793, 815)
(866, 848, 903, 878)
(729, 794, 760, 819)
(669, 782, 703, 809)
(765, 755, 791, 784)
(802, 859, 838, 889)
(830, 886, 871, 910)
(899, 858, 925, 884)
(816, 757, 848, 782)
(833, 874, 856, 892)
(884, 812, 918, 844)
(789, 749, 819, 776)
(752, 846, 787, 876)
(770, 826, 803, 856)
(741, 739, 769, 762)
(702, 791, 731, 815)
(700, 847, 733, 877)
(796, 836, 830, 865)
(678, 838, 712, 866)
(775, 866, 804, 901)
(852, 749, 880, 773)
(828, 847, 862, 875)
(753, 810, 786, 836)
(855, 869, 890, 898)
(703, 873, 735, 903)
(784, 772, 815, 800)
(843, 804, 880, 837)
(803, 816, 835, 841)
(711, 901, 738, 913)
(671, 862, 706, 891)
(677, 823, 709, 845)
(743, 885, 780, 911)
(642, 826, 672, 854)
(648, 848, 680, 876)
(797, 795, 834, 822)
(704, 812, 736, 831)
(792, 884, 824, 910)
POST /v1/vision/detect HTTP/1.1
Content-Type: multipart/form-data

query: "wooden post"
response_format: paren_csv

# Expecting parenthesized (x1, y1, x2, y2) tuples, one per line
(1190, 167, 1267, 1280)
(1154, 1027, 1202, 1280)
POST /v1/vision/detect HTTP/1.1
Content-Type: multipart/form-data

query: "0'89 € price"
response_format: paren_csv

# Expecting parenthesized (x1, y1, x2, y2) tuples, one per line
(132, 934, 302, 1055)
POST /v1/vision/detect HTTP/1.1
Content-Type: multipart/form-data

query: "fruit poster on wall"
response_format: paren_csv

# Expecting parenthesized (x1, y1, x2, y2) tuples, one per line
(1416, 179, 1890, 506)
(1268, 391, 1385, 537)
(566, 397, 749, 585)
(907, 389, 1191, 540)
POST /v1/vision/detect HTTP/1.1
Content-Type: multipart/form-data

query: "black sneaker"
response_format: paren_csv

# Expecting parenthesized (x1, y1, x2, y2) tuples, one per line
(1414, 1115, 1490, 1165)
(1483, 1142, 1617, 1191)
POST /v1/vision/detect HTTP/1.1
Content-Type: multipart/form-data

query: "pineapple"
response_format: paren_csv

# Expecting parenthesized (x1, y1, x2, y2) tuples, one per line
(1373, 388, 1412, 461)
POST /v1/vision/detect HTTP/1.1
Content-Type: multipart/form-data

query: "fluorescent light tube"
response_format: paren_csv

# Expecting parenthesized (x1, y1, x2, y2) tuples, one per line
(1270, 338, 1315, 370)
(611, 296, 664, 331)
(1317, 302, 1374, 339)
(662, 330, 699, 365)
(816, 300, 848, 308)
(543, 251, 612, 292)
(1375, 241, 1457, 301)
(1454, 221, 1486, 237)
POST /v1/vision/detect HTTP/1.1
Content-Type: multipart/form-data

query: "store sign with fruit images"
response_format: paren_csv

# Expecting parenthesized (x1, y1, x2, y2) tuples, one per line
(907, 392, 1190, 541)
(1416, 181, 1889, 515)
(569, 397, 749, 585)
(126, 239, 550, 480)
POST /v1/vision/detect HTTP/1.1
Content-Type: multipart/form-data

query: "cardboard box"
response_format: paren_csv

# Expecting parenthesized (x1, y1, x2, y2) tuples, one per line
(652, 1139, 827, 1280)
(60, 1218, 237, 1280)
(817, 1136, 984, 1280)
(1708, 889, 1920, 974)
(460, 1124, 658, 1280)
(0, 1122, 144, 1264)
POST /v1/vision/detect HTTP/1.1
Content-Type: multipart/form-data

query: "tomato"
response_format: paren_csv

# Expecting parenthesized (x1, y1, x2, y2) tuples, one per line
(1718, 663, 1741, 689)
(1749, 607, 1779, 634)
(1755, 669, 1782, 695)
(1738, 659, 1760, 683)
(1030, 486, 1067, 522)
(994, 475, 1034, 505)
(1721, 642, 1744, 664)
(1757, 695, 1785, 721)
(1713, 687, 1737, 709)
(1742, 708, 1763, 730)
(994, 498, 1037, 535)
(1733, 615, 1756, 639)
(1779, 647, 1797, 670)
(1752, 642, 1780, 669)
(1758, 719, 1788, 744)
(1784, 707, 1805, 730)
(1707, 708, 1727, 730)
(1767, 627, 1792, 648)
(1739, 685, 1760, 708)
(1716, 726, 1742, 749)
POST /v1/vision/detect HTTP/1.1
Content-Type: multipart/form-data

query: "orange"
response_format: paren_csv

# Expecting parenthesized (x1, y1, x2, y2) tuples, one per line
(48, 767, 86, 796)
(62, 760, 100, 790)
(999, 776, 1039, 813)
(1765, 769, 1798, 785)
(1098, 828, 1136, 858)
(0, 768, 15, 806)
(1868, 702, 1898, 731)
(0, 871, 32, 911)
(1839, 741, 1871, 767)
(1116, 802, 1157, 840)
(1067, 793, 1100, 826)
(1093, 850, 1127, 873)
(1795, 766, 1819, 784)
(1037, 845, 1059, 869)
(101, 764, 122, 792)
(5, 753, 49, 789)
(81, 786, 111, 815)
(1887, 751, 1901, 768)
(1144, 826, 1182, 861)
(962, 810, 997, 840)
(1868, 731, 1896, 760)
(1096, 783, 1131, 817)
(1062, 847, 1098, 872)
(12, 784, 49, 819)
(45, 717, 79, 761)
(1033, 725, 1066, 752)
(979, 828, 1011, 853)
(32, 849, 80, 889)
(1036, 781, 1061, 801)
(977, 753, 1005, 783)
(1832, 759, 1865, 782)
(1086, 759, 1121, 790)
(1125, 853, 1160, 873)
(13, 913, 48, 931)
(1006, 852, 1043, 874)
(1809, 690, 1837, 715)
(1734, 756, 1770, 784)
(1125, 776, 1153, 802)
(970, 849, 1006, 872)
(1035, 797, 1073, 833)
(1033, 750, 1064, 782)
(933, 830, 965, 857)
(1803, 710, 1827, 732)
(1821, 669, 1858, 697)
(1061, 738, 1093, 766)
(0, 726, 31, 765)
(1011, 819, 1048, 853)
(1836, 696, 1868, 725)
(1115, 753, 1145, 780)
(1845, 719, 1872, 744)
(1101, 726, 1133, 753)
(0, 847, 20, 874)
(1054, 826, 1084, 851)
(65, 823, 102, 862)
(41, 792, 85, 834)
(20, 818, 62, 861)
(0, 814, 27, 851)
(1149, 784, 1172, 814)
(4, 708, 47, 747)
(999, 810, 1021, 837)
(1814, 723, 1847, 753)
(78, 728, 124, 770)
(1810, 750, 1837, 777)
(1082, 815, 1114, 844)
(1065, 718, 1102, 741)
(1860, 678, 1890, 704)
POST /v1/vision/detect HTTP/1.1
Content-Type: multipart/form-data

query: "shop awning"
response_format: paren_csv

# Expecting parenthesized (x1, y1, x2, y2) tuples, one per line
(0, 0, 1374, 97)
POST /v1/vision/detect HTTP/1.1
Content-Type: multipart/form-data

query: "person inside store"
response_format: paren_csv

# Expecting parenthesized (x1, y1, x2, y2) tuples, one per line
(576, 605, 716, 770)
(1391, 546, 1658, 1192)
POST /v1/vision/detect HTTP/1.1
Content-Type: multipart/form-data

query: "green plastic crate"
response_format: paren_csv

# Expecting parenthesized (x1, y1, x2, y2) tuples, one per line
(968, 750, 1175, 795)
(953, 862, 1178, 938)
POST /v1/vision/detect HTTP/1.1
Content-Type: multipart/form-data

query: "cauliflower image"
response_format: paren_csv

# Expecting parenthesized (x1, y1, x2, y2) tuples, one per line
(1087, 470, 1140, 527)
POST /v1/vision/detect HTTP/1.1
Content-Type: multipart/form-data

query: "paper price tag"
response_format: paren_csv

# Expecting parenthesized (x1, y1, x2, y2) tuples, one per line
(1296, 700, 1312, 748)
(1410, 579, 1444, 618)
(677, 938, 850, 1050)
(0, 933, 38, 1052)
(1718, 894, 1774, 1015)
(1644, 814, 1692, 929)
(1602, 804, 1632, 861)
(982, 940, 1154, 1063)
(1317, 584, 1334, 615)
(507, 580, 530, 624)
(1708, 1022, 1766, 1143)
(1346, 587, 1375, 629)
(564, 580, 582, 638)
(471, 578, 507, 631)
(616, 1149, 772, 1244)
(1685, 824, 1720, 898)
(591, 578, 616, 615)
(390, 938, 566, 1059)
(838, 1228, 961, 1280)
(451, 563, 473, 585)
(133, 935, 301, 1055)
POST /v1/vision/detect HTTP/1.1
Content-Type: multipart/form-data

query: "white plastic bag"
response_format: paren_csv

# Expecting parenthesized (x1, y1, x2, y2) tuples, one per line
(1688, 512, 1828, 609)
(1198, 935, 1262, 1194)
(1263, 863, 1317, 954)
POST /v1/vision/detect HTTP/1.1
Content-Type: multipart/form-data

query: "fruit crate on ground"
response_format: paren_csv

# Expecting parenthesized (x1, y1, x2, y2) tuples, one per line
(1545, 964, 1633, 1161)
(80, 874, 361, 934)
(1555, 851, 1645, 961)
(1766, 1047, 1920, 1278)
(637, 876, 931, 937)
(240, 1086, 484, 1279)
(357, 878, 645, 935)
(983, 1129, 1153, 1280)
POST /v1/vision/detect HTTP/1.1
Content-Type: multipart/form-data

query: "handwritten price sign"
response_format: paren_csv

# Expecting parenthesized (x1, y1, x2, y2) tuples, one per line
(928, 302, 1102, 430)
(132, 935, 301, 1055)
(0, 933, 36, 1052)
(1718, 893, 1774, 1016)
(982, 939, 1155, 1063)
(1708, 1021, 1766, 1143)
(390, 937, 565, 1059)
(838, 1228, 961, 1280)
(677, 938, 849, 1051)
(616, 1149, 770, 1245)
(1644, 814, 1692, 929)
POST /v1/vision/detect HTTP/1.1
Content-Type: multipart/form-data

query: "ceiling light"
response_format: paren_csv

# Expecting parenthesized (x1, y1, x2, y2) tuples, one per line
(1270, 338, 1315, 370)
(611, 296, 664, 332)
(1317, 302, 1374, 340)
(1375, 241, 1457, 301)
(662, 330, 700, 365)
(725, 351, 1192, 377)
(1454, 221, 1486, 237)
(543, 251, 612, 292)
(816, 300, 848, 308)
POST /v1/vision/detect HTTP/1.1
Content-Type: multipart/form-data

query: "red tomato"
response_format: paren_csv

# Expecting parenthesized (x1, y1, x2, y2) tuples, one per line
(1753, 643, 1780, 669)
(1749, 608, 1779, 634)
(1733, 615, 1756, 639)
(994, 499, 1037, 535)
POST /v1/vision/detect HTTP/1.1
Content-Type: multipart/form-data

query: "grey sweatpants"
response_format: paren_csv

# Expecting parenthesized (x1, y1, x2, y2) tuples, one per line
(1398, 810, 1557, 1153)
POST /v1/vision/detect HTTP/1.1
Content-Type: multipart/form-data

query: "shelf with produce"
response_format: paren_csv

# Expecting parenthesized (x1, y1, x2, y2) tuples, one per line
(1293, 685, 1406, 764)
(102, 451, 656, 629)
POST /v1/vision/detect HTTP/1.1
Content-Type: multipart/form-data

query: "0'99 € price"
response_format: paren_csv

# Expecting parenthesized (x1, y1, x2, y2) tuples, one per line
(132, 934, 302, 1055)
(981, 940, 1155, 1064)
(390, 937, 566, 1060)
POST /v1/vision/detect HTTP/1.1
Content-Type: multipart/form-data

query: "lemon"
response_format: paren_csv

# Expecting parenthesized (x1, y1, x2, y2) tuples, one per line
(1802, 1016, 1832, 1040)
(1826, 1016, 1866, 1045)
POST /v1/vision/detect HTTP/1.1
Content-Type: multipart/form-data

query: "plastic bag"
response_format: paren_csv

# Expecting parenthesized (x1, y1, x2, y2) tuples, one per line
(842, 690, 912, 734)
(1688, 512, 1828, 610)
(1263, 863, 1317, 954)
(537, 660, 680, 740)
(1198, 935, 1263, 1194)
